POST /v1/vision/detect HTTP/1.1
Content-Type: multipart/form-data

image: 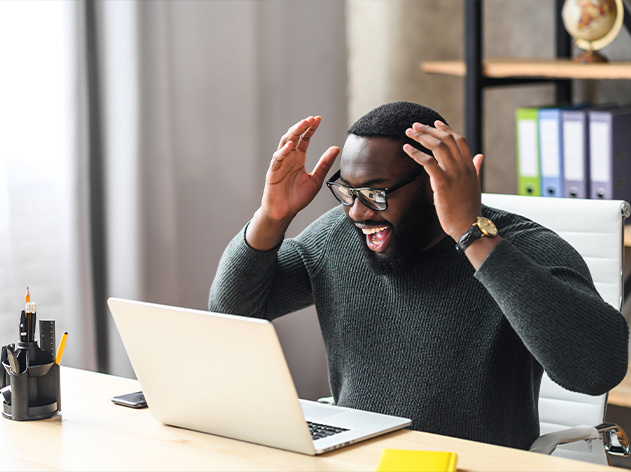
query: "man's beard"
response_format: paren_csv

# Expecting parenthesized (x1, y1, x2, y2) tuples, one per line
(352, 194, 440, 276)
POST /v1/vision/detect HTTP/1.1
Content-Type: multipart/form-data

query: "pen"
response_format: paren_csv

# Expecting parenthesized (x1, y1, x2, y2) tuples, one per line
(19, 308, 27, 342)
(25, 302, 33, 342)
(29, 301, 37, 343)
(55, 332, 68, 365)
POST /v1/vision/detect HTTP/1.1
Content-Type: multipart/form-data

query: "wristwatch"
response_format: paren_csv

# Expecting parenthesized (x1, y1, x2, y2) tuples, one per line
(456, 216, 498, 254)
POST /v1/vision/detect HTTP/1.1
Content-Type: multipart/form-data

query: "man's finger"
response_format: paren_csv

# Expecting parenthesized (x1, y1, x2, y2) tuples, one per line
(270, 141, 295, 172)
(408, 123, 463, 170)
(473, 153, 484, 185)
(296, 116, 322, 153)
(434, 120, 474, 164)
(310, 145, 340, 184)
(278, 117, 314, 150)
(403, 144, 441, 176)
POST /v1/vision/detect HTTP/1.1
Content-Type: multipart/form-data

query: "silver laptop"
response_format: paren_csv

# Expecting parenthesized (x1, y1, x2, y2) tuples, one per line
(108, 298, 411, 455)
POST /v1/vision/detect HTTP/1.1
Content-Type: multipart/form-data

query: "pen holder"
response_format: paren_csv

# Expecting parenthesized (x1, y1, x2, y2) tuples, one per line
(1, 342, 61, 421)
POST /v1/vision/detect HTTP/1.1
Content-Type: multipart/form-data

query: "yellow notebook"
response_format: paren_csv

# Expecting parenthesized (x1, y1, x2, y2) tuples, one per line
(376, 449, 458, 472)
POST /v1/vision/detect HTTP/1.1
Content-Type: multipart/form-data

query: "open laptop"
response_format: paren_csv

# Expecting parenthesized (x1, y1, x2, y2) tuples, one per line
(107, 298, 411, 455)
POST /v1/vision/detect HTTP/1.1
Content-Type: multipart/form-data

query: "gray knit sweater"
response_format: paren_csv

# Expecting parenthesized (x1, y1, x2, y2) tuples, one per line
(209, 204, 628, 450)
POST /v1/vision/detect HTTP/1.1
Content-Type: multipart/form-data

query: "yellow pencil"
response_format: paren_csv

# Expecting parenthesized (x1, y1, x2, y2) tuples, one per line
(56, 332, 68, 365)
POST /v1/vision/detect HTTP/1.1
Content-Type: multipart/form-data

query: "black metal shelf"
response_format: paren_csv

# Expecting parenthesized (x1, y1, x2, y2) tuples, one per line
(461, 0, 631, 189)
(463, 0, 572, 163)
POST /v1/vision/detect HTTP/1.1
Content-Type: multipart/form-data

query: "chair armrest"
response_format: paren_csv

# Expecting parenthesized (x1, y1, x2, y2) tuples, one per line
(596, 422, 631, 457)
(529, 425, 599, 455)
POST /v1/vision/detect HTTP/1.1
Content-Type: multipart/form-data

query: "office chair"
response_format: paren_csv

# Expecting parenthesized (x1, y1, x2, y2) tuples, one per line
(481, 193, 631, 465)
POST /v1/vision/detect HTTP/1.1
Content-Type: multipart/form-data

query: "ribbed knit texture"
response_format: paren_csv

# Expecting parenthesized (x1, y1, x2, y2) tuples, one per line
(209, 205, 629, 450)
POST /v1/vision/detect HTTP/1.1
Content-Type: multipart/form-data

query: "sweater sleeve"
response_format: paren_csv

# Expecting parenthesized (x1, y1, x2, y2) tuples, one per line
(475, 231, 629, 395)
(207, 224, 312, 320)
(208, 207, 342, 320)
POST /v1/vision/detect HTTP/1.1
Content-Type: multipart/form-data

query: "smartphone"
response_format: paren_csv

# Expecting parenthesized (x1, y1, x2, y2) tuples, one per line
(111, 391, 148, 409)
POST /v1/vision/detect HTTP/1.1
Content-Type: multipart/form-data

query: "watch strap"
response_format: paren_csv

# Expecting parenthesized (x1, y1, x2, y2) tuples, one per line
(456, 224, 483, 254)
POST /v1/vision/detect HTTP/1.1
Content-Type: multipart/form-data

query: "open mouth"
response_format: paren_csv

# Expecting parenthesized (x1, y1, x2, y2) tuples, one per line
(361, 225, 392, 253)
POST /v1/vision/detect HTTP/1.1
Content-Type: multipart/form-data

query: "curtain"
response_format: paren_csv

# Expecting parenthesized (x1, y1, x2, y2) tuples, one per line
(0, 0, 97, 370)
(95, 0, 347, 400)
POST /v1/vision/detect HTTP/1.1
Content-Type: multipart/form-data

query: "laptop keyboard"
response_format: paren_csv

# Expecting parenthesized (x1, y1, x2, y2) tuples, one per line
(307, 421, 349, 440)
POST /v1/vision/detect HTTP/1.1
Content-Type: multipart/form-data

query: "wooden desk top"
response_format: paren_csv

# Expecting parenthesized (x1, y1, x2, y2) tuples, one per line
(0, 368, 619, 471)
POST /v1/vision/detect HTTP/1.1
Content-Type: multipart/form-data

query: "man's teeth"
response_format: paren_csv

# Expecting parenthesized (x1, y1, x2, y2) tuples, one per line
(361, 226, 388, 235)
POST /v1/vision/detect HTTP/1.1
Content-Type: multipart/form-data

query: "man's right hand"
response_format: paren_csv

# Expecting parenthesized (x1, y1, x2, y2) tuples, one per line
(246, 116, 340, 251)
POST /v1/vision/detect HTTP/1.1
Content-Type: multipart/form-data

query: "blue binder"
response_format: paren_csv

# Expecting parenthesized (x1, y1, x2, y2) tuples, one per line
(538, 107, 564, 198)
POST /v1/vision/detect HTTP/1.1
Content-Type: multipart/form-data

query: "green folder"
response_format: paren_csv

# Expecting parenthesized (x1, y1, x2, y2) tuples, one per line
(516, 106, 541, 196)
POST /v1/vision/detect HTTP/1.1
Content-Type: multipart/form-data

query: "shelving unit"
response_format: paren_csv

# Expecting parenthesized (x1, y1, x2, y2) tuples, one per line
(420, 0, 631, 184)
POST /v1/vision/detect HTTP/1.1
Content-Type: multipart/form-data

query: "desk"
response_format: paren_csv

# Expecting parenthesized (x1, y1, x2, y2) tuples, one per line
(0, 368, 618, 471)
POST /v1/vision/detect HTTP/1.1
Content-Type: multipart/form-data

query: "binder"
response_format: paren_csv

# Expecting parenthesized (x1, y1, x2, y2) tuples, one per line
(538, 107, 564, 197)
(562, 104, 615, 198)
(375, 449, 457, 472)
(589, 106, 631, 201)
(516, 107, 541, 196)
(562, 107, 590, 198)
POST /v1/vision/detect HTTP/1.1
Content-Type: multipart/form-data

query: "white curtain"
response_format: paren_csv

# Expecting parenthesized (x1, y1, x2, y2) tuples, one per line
(97, 0, 347, 399)
(0, 1, 97, 369)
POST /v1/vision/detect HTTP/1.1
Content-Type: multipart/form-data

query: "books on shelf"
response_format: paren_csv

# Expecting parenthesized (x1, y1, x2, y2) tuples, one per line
(515, 103, 631, 201)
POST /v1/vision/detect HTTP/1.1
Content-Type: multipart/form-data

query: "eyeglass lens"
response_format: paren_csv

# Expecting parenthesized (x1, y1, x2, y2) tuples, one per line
(329, 184, 387, 210)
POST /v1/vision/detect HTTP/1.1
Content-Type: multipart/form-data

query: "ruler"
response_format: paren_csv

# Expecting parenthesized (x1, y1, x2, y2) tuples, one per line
(39, 320, 56, 359)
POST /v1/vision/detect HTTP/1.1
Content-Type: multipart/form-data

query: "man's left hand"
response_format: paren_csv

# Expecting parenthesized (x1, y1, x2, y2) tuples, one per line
(403, 120, 484, 242)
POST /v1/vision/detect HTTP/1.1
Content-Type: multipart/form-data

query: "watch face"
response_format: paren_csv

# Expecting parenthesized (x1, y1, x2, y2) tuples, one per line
(477, 217, 497, 237)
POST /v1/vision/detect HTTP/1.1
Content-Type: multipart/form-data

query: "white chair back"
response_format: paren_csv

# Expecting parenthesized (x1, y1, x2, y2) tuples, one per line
(481, 193, 629, 463)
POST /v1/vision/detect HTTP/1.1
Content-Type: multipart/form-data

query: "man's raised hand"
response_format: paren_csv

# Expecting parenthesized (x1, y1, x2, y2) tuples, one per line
(403, 120, 484, 242)
(247, 116, 340, 251)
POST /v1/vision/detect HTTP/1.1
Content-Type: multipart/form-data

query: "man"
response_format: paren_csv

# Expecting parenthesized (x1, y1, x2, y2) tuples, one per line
(209, 101, 628, 450)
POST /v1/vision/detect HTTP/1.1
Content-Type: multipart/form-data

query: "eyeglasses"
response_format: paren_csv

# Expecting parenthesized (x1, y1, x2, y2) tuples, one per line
(326, 167, 424, 211)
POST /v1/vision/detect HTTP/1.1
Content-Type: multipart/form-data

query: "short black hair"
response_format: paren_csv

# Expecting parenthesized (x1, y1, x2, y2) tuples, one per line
(347, 101, 447, 156)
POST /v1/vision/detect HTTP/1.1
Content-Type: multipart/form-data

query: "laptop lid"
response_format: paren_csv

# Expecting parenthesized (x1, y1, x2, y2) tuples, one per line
(107, 298, 411, 455)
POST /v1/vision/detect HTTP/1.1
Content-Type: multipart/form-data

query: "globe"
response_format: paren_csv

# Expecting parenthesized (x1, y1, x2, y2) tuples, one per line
(561, 0, 623, 62)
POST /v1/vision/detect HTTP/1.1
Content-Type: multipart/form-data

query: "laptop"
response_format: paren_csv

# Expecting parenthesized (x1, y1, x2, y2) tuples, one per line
(107, 298, 411, 455)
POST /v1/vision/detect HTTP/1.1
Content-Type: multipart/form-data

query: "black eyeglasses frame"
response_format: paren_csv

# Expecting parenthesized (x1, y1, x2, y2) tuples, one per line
(325, 166, 425, 211)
